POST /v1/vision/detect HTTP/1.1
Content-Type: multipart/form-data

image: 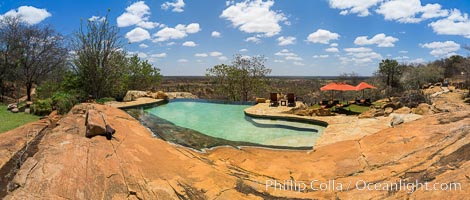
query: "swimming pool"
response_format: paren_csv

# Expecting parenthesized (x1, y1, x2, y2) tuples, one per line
(142, 100, 325, 148)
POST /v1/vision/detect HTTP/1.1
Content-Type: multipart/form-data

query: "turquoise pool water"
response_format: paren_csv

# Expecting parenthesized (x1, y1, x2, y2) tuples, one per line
(145, 101, 324, 147)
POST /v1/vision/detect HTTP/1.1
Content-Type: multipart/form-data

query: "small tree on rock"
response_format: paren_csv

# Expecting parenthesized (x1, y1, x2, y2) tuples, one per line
(207, 55, 271, 101)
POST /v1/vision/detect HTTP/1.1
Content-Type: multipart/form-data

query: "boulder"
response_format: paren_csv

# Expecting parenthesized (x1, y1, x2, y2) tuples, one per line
(155, 91, 168, 99)
(166, 92, 198, 99)
(384, 107, 394, 115)
(381, 101, 402, 110)
(413, 103, 431, 115)
(85, 110, 106, 138)
(359, 108, 385, 118)
(394, 106, 411, 114)
(374, 109, 385, 117)
(359, 108, 376, 118)
(255, 98, 266, 103)
(11, 108, 19, 113)
(24, 108, 31, 114)
(25, 101, 33, 108)
(7, 103, 17, 110)
(123, 90, 148, 102)
(381, 102, 395, 110)
(390, 115, 404, 127)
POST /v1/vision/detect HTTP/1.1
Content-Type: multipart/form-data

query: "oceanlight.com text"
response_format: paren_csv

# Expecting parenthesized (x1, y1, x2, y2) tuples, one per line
(265, 179, 462, 194)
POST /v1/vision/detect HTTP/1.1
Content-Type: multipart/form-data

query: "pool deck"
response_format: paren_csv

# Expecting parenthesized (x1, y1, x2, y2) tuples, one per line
(106, 97, 165, 109)
(244, 102, 422, 148)
(107, 98, 422, 148)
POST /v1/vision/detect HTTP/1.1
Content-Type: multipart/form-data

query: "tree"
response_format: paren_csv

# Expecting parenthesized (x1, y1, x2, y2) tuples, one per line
(338, 72, 360, 85)
(401, 64, 443, 90)
(376, 59, 404, 96)
(127, 55, 162, 91)
(460, 46, 470, 96)
(206, 55, 271, 101)
(0, 16, 68, 101)
(377, 59, 404, 89)
(72, 13, 128, 99)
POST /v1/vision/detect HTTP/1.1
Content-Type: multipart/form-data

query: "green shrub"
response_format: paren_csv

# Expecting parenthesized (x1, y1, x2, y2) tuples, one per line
(32, 98, 53, 116)
(52, 92, 78, 114)
(96, 97, 116, 105)
(36, 81, 60, 99)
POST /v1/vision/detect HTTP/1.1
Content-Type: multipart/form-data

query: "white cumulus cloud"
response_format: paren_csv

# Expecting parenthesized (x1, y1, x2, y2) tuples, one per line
(328, 0, 382, 17)
(325, 47, 339, 53)
(220, 0, 287, 37)
(210, 52, 223, 57)
(274, 49, 303, 64)
(408, 58, 426, 64)
(117, 1, 160, 29)
(153, 23, 200, 42)
(293, 62, 305, 66)
(428, 9, 470, 38)
(343, 47, 382, 65)
(125, 27, 151, 43)
(313, 55, 329, 58)
(88, 16, 106, 22)
(277, 36, 296, 46)
(307, 29, 340, 44)
(375, 0, 449, 23)
(139, 44, 149, 48)
(195, 53, 208, 57)
(239, 49, 248, 52)
(218, 56, 228, 61)
(0, 6, 51, 25)
(420, 41, 460, 57)
(354, 33, 398, 47)
(211, 31, 221, 38)
(178, 59, 188, 63)
(182, 41, 197, 47)
(245, 36, 261, 43)
(152, 53, 167, 58)
(186, 23, 201, 33)
(162, 0, 185, 12)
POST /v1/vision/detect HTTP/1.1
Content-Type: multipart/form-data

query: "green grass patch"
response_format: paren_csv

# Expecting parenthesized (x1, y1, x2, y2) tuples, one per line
(309, 101, 370, 115)
(0, 104, 40, 133)
(308, 104, 321, 109)
(96, 97, 116, 105)
(345, 104, 371, 113)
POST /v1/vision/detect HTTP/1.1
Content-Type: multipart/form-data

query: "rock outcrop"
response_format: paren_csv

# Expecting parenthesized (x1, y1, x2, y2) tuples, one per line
(413, 103, 433, 115)
(166, 92, 198, 99)
(0, 90, 469, 199)
(359, 108, 384, 118)
(122, 90, 148, 102)
(123, 90, 196, 102)
(394, 106, 411, 114)
(390, 115, 404, 127)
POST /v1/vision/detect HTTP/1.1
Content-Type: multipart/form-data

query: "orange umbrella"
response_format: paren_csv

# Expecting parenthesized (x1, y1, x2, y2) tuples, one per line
(355, 82, 377, 98)
(320, 82, 356, 91)
(355, 82, 377, 91)
(334, 83, 357, 91)
(320, 82, 338, 91)
(320, 82, 356, 101)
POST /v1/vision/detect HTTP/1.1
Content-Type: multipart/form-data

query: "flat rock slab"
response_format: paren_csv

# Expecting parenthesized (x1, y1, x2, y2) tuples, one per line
(3, 90, 470, 199)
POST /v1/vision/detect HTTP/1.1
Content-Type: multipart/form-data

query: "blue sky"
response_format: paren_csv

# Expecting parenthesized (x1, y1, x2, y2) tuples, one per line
(1, 0, 469, 76)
